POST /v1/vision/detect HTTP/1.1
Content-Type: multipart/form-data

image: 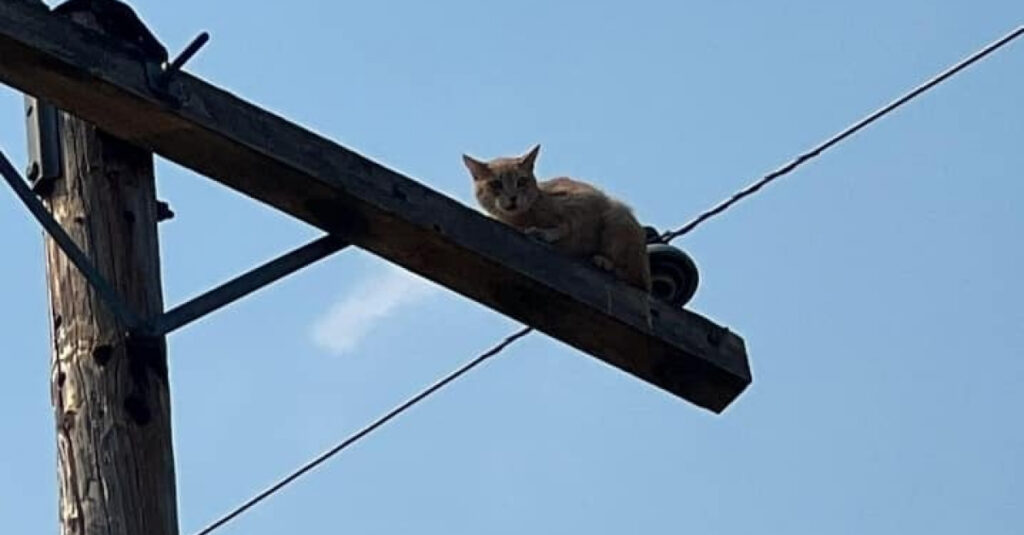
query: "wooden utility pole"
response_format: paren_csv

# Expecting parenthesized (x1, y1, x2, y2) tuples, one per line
(40, 9, 179, 535)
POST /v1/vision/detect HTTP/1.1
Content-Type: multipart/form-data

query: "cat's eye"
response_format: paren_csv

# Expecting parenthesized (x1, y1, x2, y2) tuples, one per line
(516, 177, 528, 187)
(488, 181, 501, 192)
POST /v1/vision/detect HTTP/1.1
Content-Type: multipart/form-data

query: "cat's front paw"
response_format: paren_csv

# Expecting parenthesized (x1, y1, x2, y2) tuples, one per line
(592, 255, 615, 271)
(525, 227, 557, 243)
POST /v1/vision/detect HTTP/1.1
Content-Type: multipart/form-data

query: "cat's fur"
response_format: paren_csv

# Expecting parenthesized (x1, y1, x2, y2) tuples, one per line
(463, 145, 651, 292)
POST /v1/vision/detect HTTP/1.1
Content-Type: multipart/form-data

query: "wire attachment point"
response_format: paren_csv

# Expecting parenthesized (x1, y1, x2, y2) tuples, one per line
(147, 31, 210, 103)
(160, 31, 209, 84)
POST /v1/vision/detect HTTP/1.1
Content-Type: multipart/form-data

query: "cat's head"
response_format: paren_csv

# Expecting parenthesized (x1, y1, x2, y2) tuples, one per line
(463, 145, 541, 218)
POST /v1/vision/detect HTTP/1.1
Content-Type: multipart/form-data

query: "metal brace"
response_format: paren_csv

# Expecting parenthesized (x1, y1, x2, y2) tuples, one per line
(1, 149, 142, 328)
(138, 234, 348, 337)
(1, 148, 349, 337)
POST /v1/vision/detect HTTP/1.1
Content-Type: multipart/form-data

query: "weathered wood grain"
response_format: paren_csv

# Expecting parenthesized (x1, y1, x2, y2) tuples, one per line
(45, 112, 178, 535)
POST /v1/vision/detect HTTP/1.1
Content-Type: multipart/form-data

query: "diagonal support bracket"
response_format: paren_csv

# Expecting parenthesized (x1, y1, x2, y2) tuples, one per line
(140, 234, 348, 336)
(1, 147, 144, 328)
(1, 148, 349, 337)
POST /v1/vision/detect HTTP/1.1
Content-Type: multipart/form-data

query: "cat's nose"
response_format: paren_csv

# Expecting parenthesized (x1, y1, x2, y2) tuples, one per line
(508, 198, 518, 210)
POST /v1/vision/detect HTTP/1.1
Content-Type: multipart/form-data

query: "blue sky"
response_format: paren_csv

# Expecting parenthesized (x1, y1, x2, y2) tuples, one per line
(2, 1, 1022, 533)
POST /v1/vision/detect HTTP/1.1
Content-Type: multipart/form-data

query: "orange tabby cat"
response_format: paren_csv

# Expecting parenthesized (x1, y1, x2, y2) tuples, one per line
(463, 145, 651, 292)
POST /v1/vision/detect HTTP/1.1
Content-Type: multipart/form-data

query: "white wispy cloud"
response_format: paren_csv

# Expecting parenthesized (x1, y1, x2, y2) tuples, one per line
(310, 264, 438, 355)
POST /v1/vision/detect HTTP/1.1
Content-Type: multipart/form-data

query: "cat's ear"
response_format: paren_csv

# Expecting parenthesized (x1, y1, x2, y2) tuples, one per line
(519, 144, 541, 173)
(462, 154, 491, 181)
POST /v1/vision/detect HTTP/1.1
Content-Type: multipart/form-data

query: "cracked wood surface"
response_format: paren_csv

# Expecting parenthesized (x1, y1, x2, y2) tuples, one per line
(45, 111, 178, 535)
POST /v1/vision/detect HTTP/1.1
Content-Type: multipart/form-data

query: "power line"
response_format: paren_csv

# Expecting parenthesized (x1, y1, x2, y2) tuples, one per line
(193, 326, 533, 535)
(661, 24, 1024, 242)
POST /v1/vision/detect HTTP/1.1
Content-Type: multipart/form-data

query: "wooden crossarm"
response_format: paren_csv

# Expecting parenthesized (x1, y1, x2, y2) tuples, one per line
(0, 1, 750, 412)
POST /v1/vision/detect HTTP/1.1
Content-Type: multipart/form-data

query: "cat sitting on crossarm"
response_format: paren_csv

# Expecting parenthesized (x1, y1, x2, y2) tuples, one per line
(463, 145, 651, 292)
